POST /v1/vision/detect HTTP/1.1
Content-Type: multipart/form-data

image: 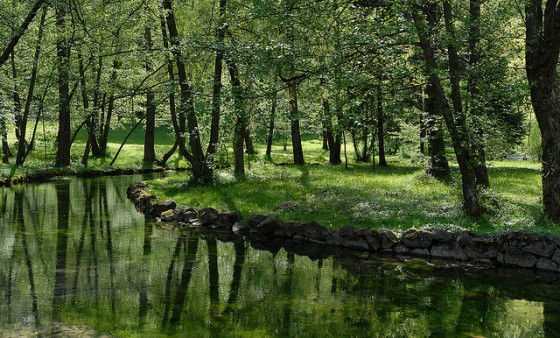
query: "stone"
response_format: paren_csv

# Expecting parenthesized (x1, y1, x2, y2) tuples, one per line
(380, 230, 398, 249)
(160, 209, 176, 222)
(522, 239, 556, 257)
(401, 229, 434, 249)
(536, 258, 559, 272)
(394, 244, 409, 254)
(232, 222, 250, 234)
(247, 214, 270, 228)
(295, 221, 330, 242)
(552, 250, 560, 265)
(431, 244, 468, 261)
(456, 231, 474, 247)
(150, 200, 176, 217)
(252, 216, 283, 237)
(215, 211, 242, 229)
(410, 248, 431, 257)
(431, 229, 455, 244)
(198, 207, 218, 226)
(503, 251, 537, 268)
(463, 237, 498, 259)
(176, 208, 198, 223)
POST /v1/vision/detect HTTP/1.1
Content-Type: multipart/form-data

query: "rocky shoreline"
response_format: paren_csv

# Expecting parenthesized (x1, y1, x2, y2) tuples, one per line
(127, 181, 560, 275)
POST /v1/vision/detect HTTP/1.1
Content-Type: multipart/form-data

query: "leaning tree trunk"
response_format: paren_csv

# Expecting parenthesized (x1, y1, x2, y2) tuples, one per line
(16, 6, 46, 166)
(163, 0, 211, 182)
(525, 0, 560, 222)
(0, 0, 45, 68)
(413, 5, 482, 216)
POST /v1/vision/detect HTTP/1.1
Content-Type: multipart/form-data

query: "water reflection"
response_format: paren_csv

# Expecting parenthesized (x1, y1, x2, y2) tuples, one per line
(0, 175, 559, 337)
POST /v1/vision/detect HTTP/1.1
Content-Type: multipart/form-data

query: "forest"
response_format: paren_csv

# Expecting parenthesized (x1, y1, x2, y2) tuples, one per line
(1, 0, 560, 224)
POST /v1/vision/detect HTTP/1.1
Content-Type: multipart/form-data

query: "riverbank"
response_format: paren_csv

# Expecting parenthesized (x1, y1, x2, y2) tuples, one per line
(0, 166, 187, 187)
(128, 181, 560, 278)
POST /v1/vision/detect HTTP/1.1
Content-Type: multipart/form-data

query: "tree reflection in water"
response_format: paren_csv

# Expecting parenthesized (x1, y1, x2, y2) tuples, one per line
(0, 175, 559, 337)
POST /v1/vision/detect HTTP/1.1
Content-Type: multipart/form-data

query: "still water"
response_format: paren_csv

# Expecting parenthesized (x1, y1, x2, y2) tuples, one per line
(1, 174, 560, 337)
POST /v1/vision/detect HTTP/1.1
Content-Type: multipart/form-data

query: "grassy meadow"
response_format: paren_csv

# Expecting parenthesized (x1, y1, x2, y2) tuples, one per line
(1, 124, 556, 235)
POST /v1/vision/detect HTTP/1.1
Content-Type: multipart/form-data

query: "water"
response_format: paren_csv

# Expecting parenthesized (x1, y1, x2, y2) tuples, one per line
(1, 174, 559, 337)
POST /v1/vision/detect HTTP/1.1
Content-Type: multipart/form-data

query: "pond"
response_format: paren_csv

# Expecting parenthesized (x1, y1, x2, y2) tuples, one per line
(1, 174, 559, 337)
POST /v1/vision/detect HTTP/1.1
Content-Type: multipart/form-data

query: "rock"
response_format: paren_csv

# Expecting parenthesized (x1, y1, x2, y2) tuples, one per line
(247, 214, 270, 228)
(431, 244, 468, 261)
(522, 239, 556, 257)
(401, 229, 434, 249)
(360, 229, 382, 251)
(176, 208, 198, 223)
(295, 221, 330, 242)
(456, 231, 474, 247)
(503, 251, 537, 268)
(394, 244, 409, 255)
(198, 207, 218, 226)
(380, 230, 398, 249)
(160, 209, 176, 222)
(252, 216, 283, 237)
(215, 211, 242, 230)
(431, 229, 455, 244)
(232, 222, 250, 234)
(410, 248, 431, 257)
(552, 250, 560, 265)
(536, 258, 559, 272)
(463, 237, 498, 259)
(149, 200, 176, 217)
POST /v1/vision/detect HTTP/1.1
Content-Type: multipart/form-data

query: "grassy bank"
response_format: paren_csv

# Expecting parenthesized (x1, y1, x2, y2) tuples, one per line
(0, 124, 188, 180)
(2, 125, 556, 235)
(149, 147, 558, 236)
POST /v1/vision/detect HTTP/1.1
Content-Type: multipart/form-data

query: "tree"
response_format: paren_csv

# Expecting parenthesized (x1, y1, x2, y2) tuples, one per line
(525, 0, 560, 222)
(54, 0, 71, 167)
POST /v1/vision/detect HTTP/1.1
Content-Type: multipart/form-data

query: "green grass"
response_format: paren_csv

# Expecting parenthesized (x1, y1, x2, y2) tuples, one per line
(0, 123, 188, 179)
(149, 140, 559, 235)
(2, 124, 557, 235)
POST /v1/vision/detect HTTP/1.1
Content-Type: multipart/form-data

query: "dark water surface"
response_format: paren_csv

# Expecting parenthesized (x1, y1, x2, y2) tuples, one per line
(1, 174, 560, 337)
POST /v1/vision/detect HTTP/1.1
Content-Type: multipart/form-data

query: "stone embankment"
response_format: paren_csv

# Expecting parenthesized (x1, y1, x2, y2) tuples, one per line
(127, 181, 560, 274)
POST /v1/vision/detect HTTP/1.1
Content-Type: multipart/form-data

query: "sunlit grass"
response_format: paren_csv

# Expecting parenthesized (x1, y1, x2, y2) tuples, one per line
(150, 151, 557, 235)
(2, 125, 556, 235)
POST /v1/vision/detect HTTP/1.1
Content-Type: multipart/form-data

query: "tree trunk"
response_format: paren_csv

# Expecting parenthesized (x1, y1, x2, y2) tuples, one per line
(525, 0, 560, 222)
(55, 1, 71, 167)
(206, 0, 227, 164)
(377, 84, 387, 166)
(16, 6, 46, 166)
(266, 91, 277, 159)
(1, 120, 10, 163)
(0, 0, 45, 68)
(99, 60, 119, 156)
(244, 128, 257, 154)
(468, 0, 490, 189)
(226, 59, 246, 176)
(413, 5, 482, 216)
(163, 0, 211, 182)
(143, 25, 156, 163)
(288, 82, 305, 165)
(424, 83, 450, 179)
(323, 99, 341, 165)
